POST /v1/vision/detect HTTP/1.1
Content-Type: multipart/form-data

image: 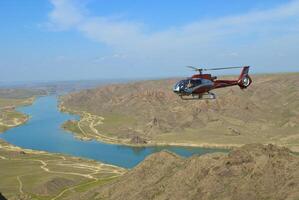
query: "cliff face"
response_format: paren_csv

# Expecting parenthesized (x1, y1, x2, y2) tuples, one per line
(79, 144, 299, 200)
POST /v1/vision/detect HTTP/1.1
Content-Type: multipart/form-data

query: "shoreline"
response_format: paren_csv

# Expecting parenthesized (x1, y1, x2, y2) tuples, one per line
(60, 125, 299, 153)
(0, 138, 126, 170)
(0, 139, 126, 199)
(58, 101, 299, 153)
(1, 94, 297, 172)
(0, 96, 36, 134)
(58, 104, 233, 150)
(58, 104, 252, 151)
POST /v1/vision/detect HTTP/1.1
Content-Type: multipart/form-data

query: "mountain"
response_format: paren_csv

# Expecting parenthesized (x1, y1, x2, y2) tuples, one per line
(0, 79, 132, 95)
(60, 73, 299, 151)
(77, 144, 299, 200)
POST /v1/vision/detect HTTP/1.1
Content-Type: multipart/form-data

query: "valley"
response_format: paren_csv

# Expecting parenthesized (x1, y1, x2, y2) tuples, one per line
(0, 89, 125, 199)
(3, 1, 299, 199)
(0, 73, 298, 199)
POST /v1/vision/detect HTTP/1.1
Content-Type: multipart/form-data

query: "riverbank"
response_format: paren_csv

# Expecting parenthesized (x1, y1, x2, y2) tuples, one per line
(0, 96, 35, 133)
(0, 95, 128, 199)
(0, 139, 126, 199)
(59, 102, 299, 153)
(58, 106, 245, 151)
(0, 96, 236, 151)
(2, 95, 222, 168)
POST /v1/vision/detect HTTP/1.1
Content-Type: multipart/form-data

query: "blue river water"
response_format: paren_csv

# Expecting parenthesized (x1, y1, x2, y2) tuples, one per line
(0, 96, 226, 168)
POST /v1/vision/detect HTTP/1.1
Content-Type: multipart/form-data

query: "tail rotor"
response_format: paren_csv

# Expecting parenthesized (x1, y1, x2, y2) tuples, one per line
(238, 66, 252, 89)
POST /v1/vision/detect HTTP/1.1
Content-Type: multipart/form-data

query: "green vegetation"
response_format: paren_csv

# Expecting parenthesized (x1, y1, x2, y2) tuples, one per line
(0, 139, 126, 200)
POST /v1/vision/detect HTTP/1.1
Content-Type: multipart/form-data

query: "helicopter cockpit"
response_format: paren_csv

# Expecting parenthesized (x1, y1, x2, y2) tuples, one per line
(173, 78, 202, 94)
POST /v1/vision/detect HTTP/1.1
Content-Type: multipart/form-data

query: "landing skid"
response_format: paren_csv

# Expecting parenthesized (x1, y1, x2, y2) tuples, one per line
(180, 92, 216, 100)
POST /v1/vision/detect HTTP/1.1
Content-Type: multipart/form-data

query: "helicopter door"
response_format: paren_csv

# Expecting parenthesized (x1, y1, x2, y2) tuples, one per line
(189, 79, 202, 88)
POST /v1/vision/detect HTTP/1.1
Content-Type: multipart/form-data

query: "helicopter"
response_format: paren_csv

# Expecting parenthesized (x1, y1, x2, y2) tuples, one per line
(173, 66, 252, 100)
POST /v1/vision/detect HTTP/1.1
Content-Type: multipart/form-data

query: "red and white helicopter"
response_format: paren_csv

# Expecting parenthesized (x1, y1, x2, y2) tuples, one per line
(173, 66, 252, 99)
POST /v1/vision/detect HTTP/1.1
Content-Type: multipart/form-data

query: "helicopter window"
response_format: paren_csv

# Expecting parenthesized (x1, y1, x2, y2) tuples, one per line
(175, 80, 186, 89)
(190, 79, 202, 85)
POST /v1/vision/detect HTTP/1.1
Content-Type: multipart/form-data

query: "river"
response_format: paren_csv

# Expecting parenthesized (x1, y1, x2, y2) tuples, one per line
(0, 96, 225, 168)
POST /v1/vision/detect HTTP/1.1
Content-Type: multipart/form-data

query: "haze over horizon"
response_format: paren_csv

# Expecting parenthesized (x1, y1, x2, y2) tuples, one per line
(1, 0, 299, 82)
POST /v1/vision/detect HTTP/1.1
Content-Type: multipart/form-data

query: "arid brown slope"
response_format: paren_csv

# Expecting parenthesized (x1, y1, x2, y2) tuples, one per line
(61, 73, 299, 150)
(77, 144, 299, 200)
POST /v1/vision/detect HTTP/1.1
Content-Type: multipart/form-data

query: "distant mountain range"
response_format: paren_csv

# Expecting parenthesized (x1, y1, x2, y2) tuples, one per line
(0, 88, 46, 99)
(0, 79, 136, 95)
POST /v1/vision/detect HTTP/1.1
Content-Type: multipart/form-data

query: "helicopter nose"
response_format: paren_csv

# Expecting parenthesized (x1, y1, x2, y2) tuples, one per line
(173, 85, 180, 93)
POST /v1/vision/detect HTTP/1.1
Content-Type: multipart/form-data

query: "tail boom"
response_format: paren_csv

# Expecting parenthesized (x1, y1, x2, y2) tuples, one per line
(212, 66, 252, 90)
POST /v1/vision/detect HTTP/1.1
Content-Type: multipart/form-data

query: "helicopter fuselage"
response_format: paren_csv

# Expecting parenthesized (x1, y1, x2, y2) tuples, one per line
(173, 66, 252, 99)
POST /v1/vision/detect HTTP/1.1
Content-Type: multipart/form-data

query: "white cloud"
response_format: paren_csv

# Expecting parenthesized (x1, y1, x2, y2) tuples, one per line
(47, 0, 85, 30)
(47, 0, 299, 74)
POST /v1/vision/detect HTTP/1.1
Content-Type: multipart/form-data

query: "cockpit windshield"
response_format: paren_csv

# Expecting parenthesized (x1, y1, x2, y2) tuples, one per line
(174, 80, 188, 90)
(173, 78, 203, 93)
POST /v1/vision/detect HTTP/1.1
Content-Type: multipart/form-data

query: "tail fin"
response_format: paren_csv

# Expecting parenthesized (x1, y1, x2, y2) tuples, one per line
(238, 66, 252, 89)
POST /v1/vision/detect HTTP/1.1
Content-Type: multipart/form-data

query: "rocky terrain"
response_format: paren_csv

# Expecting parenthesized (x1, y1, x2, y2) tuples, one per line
(61, 73, 299, 150)
(76, 144, 299, 200)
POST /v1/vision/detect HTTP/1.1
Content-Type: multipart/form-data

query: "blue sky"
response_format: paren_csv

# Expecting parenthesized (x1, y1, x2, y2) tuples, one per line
(0, 0, 298, 82)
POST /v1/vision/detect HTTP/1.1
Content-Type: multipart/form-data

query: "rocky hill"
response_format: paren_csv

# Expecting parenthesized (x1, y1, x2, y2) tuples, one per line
(77, 144, 299, 200)
(60, 73, 299, 150)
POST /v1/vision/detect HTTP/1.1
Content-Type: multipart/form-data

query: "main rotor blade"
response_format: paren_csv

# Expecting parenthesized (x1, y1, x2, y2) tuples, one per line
(186, 66, 202, 71)
(203, 66, 243, 71)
